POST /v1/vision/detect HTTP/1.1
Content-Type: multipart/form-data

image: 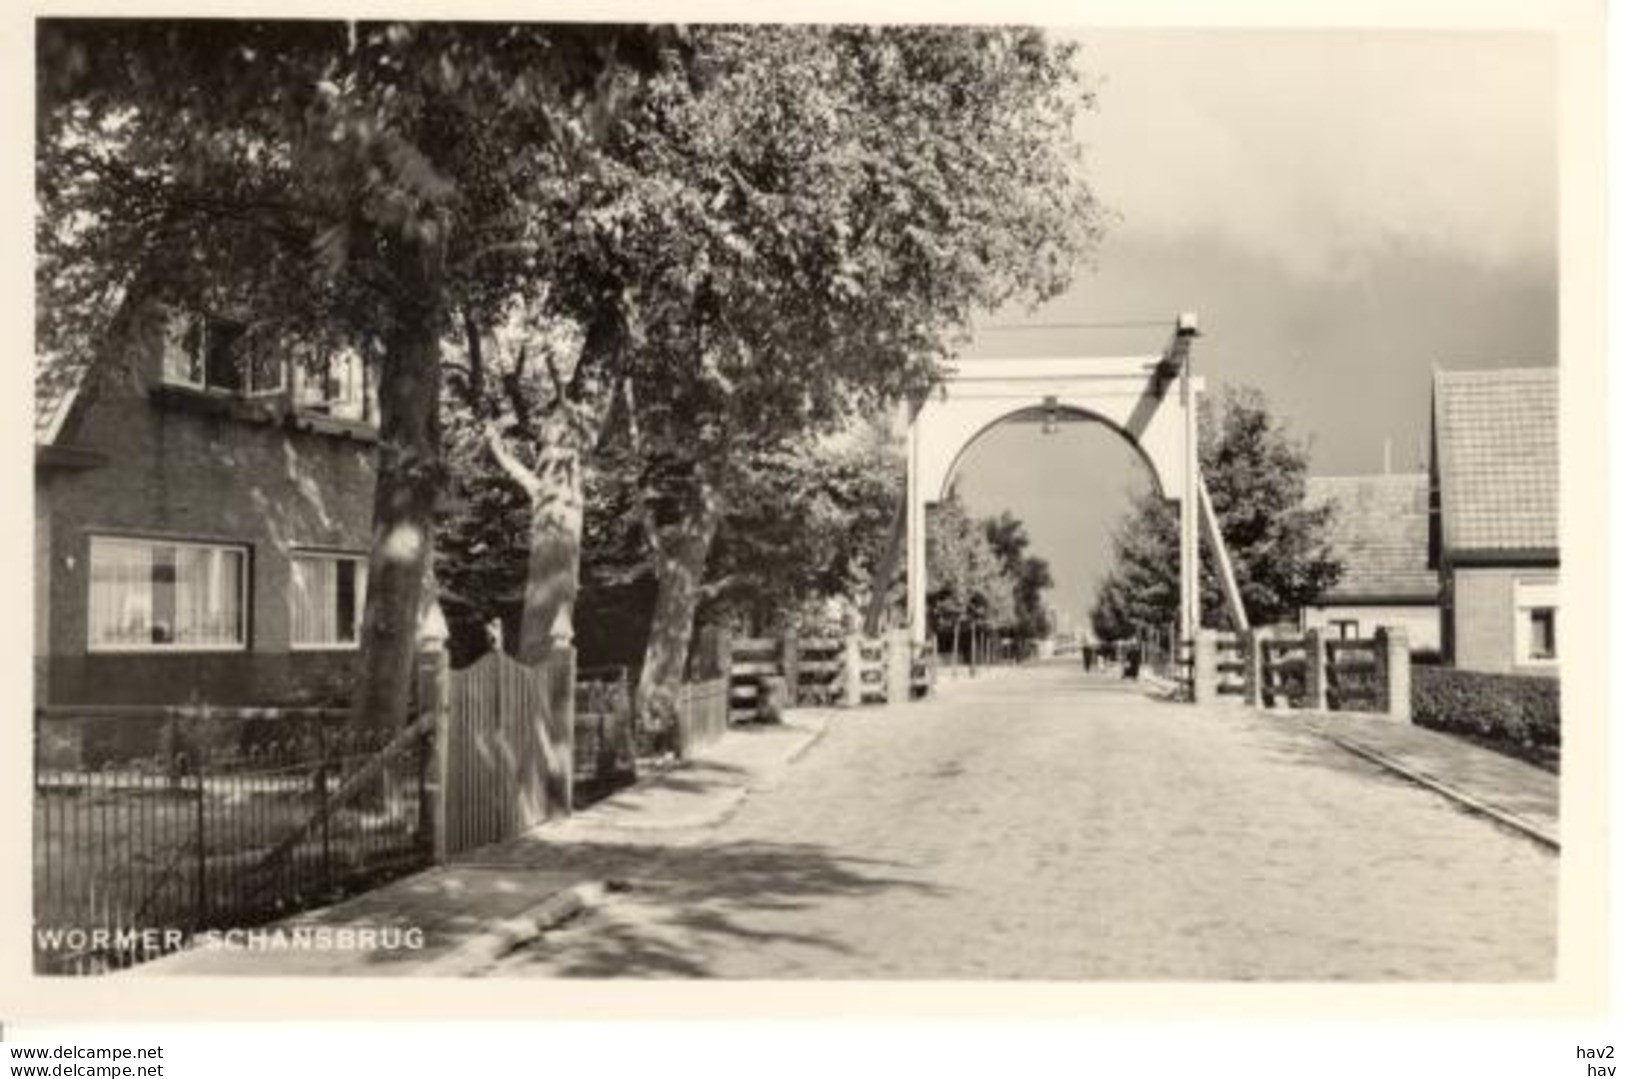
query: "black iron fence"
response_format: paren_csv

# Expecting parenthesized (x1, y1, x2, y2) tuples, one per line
(34, 705, 432, 975)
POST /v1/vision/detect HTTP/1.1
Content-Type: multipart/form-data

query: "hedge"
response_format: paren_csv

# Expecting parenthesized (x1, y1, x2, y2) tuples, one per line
(1412, 666, 1560, 752)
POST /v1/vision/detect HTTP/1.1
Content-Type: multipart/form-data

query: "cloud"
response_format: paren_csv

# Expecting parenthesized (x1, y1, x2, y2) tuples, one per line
(1071, 30, 1557, 279)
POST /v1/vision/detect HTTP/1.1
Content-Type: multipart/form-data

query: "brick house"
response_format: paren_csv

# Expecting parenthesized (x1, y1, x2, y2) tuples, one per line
(1300, 471, 1441, 653)
(35, 301, 379, 706)
(1429, 366, 1559, 675)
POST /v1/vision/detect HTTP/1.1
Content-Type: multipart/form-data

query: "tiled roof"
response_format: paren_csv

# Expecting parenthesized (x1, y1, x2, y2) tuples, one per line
(1308, 473, 1437, 601)
(35, 351, 91, 446)
(1432, 367, 1559, 554)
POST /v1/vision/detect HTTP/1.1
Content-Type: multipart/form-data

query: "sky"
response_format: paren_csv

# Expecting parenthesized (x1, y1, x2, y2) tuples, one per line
(951, 28, 1559, 634)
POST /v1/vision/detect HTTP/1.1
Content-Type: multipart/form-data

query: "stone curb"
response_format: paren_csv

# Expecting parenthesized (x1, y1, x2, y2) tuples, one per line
(417, 881, 607, 976)
(1321, 734, 1559, 852)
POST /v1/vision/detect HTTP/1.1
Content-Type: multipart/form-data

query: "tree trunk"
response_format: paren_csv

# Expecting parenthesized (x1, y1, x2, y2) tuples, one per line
(515, 420, 587, 665)
(861, 495, 906, 636)
(512, 316, 620, 664)
(635, 469, 722, 742)
(950, 620, 961, 672)
(353, 265, 445, 733)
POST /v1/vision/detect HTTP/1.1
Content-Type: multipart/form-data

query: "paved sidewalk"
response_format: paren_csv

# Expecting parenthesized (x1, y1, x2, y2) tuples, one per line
(1297, 710, 1558, 843)
(136, 710, 834, 977)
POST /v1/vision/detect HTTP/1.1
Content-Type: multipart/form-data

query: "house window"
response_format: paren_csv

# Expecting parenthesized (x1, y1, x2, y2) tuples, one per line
(290, 552, 367, 649)
(1514, 578, 1559, 666)
(292, 346, 368, 422)
(1330, 618, 1360, 640)
(1527, 607, 1556, 660)
(162, 313, 284, 396)
(88, 537, 247, 651)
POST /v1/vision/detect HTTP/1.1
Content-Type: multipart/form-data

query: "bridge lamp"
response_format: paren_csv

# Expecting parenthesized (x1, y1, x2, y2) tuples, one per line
(1042, 394, 1058, 435)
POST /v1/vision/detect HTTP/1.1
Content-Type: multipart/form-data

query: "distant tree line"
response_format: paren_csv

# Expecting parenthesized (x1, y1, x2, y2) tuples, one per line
(927, 492, 1055, 664)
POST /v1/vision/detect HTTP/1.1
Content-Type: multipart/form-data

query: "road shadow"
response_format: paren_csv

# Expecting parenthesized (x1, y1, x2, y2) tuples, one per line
(494, 839, 948, 978)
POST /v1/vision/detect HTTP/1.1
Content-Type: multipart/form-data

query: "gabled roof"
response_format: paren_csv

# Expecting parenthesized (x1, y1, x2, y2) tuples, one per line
(35, 352, 91, 446)
(1432, 366, 1558, 556)
(1308, 472, 1437, 602)
(36, 284, 128, 447)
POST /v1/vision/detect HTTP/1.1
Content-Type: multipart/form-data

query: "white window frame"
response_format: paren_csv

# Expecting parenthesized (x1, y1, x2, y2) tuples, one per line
(87, 535, 249, 653)
(289, 550, 368, 651)
(292, 345, 369, 421)
(1512, 577, 1559, 668)
(160, 312, 286, 397)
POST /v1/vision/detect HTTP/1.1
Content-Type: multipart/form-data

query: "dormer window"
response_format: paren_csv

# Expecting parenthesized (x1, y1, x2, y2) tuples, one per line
(292, 345, 369, 423)
(162, 313, 284, 397)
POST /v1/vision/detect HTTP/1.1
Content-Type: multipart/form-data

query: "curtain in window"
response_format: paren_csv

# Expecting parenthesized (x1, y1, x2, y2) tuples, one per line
(290, 346, 365, 419)
(291, 556, 336, 644)
(291, 556, 365, 645)
(90, 541, 153, 646)
(89, 540, 242, 648)
(172, 546, 242, 644)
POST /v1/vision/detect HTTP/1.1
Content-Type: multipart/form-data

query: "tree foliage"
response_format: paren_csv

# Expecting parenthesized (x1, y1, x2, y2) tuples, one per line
(983, 512, 1056, 649)
(1090, 386, 1342, 641)
(553, 25, 1102, 719)
(926, 492, 1035, 654)
(699, 419, 904, 637)
(37, 20, 679, 726)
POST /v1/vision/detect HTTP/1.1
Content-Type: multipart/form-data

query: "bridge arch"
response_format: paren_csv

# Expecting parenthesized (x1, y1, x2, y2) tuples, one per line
(931, 401, 1172, 505)
(905, 318, 1227, 655)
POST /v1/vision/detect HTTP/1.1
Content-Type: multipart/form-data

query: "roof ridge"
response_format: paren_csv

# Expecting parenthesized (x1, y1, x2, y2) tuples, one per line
(1309, 472, 1427, 482)
(1433, 365, 1558, 381)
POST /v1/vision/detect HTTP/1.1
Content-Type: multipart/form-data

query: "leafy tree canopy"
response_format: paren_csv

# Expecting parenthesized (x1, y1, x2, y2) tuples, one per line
(1090, 386, 1341, 641)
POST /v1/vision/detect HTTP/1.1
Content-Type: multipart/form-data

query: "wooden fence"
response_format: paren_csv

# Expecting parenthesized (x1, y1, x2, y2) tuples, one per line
(727, 636, 780, 722)
(674, 678, 731, 759)
(1214, 633, 1246, 697)
(1193, 626, 1409, 721)
(910, 645, 935, 699)
(572, 667, 637, 808)
(854, 638, 887, 704)
(1324, 638, 1387, 712)
(427, 648, 574, 861)
(1259, 637, 1310, 708)
(726, 629, 917, 719)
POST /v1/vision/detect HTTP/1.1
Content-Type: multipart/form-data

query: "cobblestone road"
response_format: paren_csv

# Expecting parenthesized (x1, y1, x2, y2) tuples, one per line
(496, 663, 1556, 980)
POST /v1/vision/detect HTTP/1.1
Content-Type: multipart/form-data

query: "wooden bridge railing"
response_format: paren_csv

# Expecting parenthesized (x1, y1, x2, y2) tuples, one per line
(1191, 626, 1410, 721)
(726, 628, 921, 721)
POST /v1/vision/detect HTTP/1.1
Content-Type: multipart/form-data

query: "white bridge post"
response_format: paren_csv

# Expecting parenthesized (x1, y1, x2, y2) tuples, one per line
(1177, 313, 1201, 665)
(907, 403, 927, 651)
